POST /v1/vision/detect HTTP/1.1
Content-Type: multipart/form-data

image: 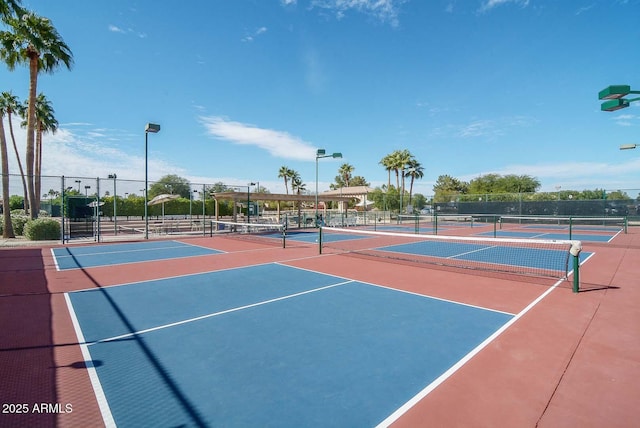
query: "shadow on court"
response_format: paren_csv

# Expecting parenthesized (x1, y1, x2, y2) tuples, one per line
(62, 246, 209, 427)
(0, 248, 57, 428)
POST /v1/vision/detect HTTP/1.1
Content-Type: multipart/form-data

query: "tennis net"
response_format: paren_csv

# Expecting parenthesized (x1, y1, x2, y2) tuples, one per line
(210, 220, 286, 247)
(499, 216, 627, 239)
(319, 226, 582, 290)
(395, 213, 500, 235)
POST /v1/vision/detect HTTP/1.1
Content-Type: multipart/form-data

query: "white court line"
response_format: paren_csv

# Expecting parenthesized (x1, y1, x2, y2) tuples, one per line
(53, 241, 192, 259)
(92, 279, 354, 345)
(375, 275, 568, 428)
(277, 262, 516, 316)
(64, 293, 116, 428)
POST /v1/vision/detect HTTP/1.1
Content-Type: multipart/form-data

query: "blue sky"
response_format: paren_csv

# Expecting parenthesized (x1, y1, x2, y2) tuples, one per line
(3, 0, 640, 197)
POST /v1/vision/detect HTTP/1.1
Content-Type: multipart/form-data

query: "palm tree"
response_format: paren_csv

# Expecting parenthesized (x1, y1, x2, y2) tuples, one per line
(24, 93, 57, 214)
(278, 166, 292, 195)
(379, 153, 394, 191)
(0, 10, 73, 218)
(0, 0, 22, 20)
(0, 107, 15, 237)
(405, 159, 424, 204)
(0, 92, 27, 212)
(395, 149, 413, 196)
(337, 163, 354, 187)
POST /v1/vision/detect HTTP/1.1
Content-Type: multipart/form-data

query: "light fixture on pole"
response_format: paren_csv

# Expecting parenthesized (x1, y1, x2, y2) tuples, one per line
(144, 123, 161, 239)
(620, 144, 638, 150)
(599, 85, 640, 112)
(315, 149, 342, 226)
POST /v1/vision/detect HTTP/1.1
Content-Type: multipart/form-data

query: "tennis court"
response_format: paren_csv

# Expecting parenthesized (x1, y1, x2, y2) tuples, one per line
(65, 263, 514, 427)
(1, 221, 638, 427)
(52, 241, 223, 270)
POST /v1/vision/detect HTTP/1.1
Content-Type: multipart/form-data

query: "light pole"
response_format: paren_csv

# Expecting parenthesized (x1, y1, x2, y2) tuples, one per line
(599, 85, 640, 112)
(144, 123, 161, 239)
(248, 182, 256, 223)
(75, 180, 81, 192)
(108, 174, 117, 234)
(315, 149, 342, 226)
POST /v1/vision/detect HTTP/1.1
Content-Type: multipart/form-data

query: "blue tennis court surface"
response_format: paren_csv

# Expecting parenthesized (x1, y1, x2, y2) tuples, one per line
(66, 263, 513, 427)
(52, 241, 222, 270)
(375, 240, 588, 273)
(478, 230, 615, 242)
(285, 230, 370, 243)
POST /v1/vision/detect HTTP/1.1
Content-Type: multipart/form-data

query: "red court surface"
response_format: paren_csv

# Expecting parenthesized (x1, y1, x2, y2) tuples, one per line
(0, 228, 638, 427)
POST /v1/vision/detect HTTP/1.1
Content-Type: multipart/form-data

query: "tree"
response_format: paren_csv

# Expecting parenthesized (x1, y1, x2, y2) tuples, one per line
(337, 163, 354, 187)
(0, 92, 27, 211)
(148, 174, 192, 198)
(0, 0, 22, 20)
(0, 10, 73, 218)
(432, 174, 469, 203)
(468, 174, 540, 195)
(379, 153, 394, 190)
(0, 103, 14, 237)
(404, 158, 424, 204)
(278, 166, 294, 195)
(23, 92, 57, 214)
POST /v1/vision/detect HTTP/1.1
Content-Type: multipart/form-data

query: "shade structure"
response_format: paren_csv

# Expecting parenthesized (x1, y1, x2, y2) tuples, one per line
(147, 194, 180, 222)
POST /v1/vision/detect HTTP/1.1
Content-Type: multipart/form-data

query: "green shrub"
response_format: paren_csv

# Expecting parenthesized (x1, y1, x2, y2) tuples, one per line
(11, 215, 29, 236)
(24, 218, 60, 240)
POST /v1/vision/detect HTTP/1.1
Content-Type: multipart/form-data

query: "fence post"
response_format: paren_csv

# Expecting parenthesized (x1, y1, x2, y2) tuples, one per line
(60, 176, 65, 244)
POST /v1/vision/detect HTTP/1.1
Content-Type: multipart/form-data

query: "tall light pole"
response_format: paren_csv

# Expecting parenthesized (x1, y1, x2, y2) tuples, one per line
(144, 123, 161, 239)
(248, 182, 256, 223)
(108, 174, 117, 234)
(315, 149, 342, 226)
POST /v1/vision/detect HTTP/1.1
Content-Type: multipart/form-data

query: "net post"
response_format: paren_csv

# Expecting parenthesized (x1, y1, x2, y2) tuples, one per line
(573, 255, 580, 293)
(318, 226, 323, 254)
(493, 215, 497, 238)
(624, 216, 628, 234)
(569, 217, 573, 240)
(282, 225, 286, 248)
(570, 241, 582, 293)
(415, 213, 419, 234)
(434, 212, 438, 235)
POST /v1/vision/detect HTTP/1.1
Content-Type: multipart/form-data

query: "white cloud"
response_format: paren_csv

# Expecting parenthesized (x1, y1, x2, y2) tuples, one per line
(479, 0, 530, 13)
(281, 0, 297, 5)
(108, 24, 146, 38)
(200, 116, 318, 161)
(108, 24, 126, 34)
(241, 26, 268, 42)
(311, 0, 407, 27)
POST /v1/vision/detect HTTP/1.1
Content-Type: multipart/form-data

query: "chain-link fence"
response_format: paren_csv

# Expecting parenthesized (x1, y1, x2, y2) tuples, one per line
(3, 173, 639, 242)
(4, 174, 260, 242)
(431, 191, 639, 219)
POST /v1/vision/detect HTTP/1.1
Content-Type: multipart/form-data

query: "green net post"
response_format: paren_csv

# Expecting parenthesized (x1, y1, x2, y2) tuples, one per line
(569, 217, 573, 240)
(573, 255, 580, 293)
(318, 227, 323, 254)
(282, 227, 286, 249)
(624, 216, 628, 234)
(415, 213, 419, 234)
(434, 212, 438, 235)
(570, 241, 582, 293)
(493, 216, 497, 238)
